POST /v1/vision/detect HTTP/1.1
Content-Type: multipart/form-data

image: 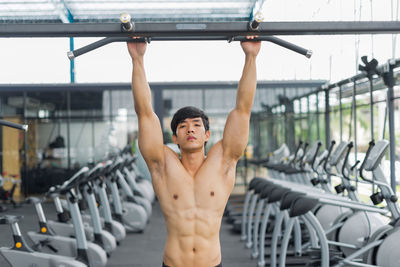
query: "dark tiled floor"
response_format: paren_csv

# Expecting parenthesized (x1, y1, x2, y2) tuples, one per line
(0, 200, 256, 267)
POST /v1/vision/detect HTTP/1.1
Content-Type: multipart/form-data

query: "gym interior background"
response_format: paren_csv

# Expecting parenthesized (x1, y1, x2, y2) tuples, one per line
(0, 0, 400, 199)
(1, 1, 400, 267)
(0, 0, 400, 198)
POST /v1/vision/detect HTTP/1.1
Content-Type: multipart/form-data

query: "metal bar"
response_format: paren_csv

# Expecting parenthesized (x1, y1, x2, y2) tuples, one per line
(290, 87, 327, 101)
(352, 81, 358, 190)
(387, 77, 396, 193)
(327, 240, 359, 249)
(23, 91, 28, 197)
(0, 80, 326, 92)
(318, 198, 388, 214)
(0, 100, 2, 174)
(369, 78, 374, 140)
(288, 58, 400, 104)
(339, 85, 343, 142)
(66, 0, 251, 2)
(0, 1, 49, 4)
(0, 15, 248, 23)
(70, 37, 75, 82)
(2, 21, 400, 37)
(341, 260, 381, 267)
(66, 91, 71, 170)
(303, 213, 329, 267)
(70, 8, 251, 15)
(0, 119, 28, 131)
(91, 110, 95, 163)
(109, 89, 113, 122)
(316, 93, 320, 140)
(328, 58, 400, 89)
(325, 89, 330, 148)
(307, 96, 310, 141)
(67, 36, 312, 59)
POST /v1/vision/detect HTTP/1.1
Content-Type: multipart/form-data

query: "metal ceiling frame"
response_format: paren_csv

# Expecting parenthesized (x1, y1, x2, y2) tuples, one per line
(0, 0, 255, 23)
(49, 0, 74, 23)
(0, 80, 326, 93)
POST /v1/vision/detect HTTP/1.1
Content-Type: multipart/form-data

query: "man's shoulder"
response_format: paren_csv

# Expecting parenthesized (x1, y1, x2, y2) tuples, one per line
(207, 140, 223, 154)
(208, 140, 232, 160)
(208, 141, 241, 169)
(163, 144, 180, 160)
(146, 145, 177, 172)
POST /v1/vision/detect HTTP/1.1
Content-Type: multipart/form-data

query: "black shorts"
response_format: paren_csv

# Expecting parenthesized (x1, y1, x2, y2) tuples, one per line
(162, 262, 222, 267)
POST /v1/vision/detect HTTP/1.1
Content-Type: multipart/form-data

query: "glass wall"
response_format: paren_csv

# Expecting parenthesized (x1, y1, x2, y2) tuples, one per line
(251, 61, 400, 194)
(0, 91, 25, 198)
(0, 82, 328, 195)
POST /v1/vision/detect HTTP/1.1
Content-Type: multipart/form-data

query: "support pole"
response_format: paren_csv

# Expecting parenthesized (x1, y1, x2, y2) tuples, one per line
(316, 93, 320, 140)
(66, 91, 71, 170)
(339, 86, 343, 142)
(369, 78, 374, 140)
(307, 96, 310, 141)
(70, 37, 75, 83)
(91, 110, 95, 163)
(352, 81, 358, 189)
(382, 60, 396, 192)
(324, 89, 330, 148)
(23, 91, 28, 197)
(153, 88, 164, 137)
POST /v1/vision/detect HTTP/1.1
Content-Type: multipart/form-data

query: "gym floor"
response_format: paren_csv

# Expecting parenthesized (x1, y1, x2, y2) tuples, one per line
(0, 201, 254, 267)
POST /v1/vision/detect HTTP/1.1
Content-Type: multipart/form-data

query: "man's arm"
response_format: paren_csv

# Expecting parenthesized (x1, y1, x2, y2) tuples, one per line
(222, 39, 261, 160)
(128, 41, 164, 169)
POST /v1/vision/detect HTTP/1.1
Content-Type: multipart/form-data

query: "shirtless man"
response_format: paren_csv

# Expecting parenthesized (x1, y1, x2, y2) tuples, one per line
(127, 38, 261, 267)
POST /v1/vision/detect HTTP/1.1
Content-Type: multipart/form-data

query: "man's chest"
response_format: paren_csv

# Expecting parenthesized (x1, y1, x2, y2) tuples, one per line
(154, 168, 234, 213)
(164, 174, 229, 203)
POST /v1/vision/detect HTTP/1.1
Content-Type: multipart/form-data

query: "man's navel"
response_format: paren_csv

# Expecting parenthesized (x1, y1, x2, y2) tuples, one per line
(173, 194, 178, 200)
(210, 191, 215, 197)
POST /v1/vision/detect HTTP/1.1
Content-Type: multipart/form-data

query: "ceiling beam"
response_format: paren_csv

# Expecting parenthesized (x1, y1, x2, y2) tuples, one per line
(1, 21, 400, 37)
(0, 80, 326, 92)
(49, 0, 74, 23)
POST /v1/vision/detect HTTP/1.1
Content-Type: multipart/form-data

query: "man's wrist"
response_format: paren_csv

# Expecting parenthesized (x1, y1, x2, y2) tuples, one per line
(132, 57, 144, 65)
(245, 54, 257, 61)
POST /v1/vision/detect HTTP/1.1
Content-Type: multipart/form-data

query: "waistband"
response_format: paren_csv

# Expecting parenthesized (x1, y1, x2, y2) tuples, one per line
(162, 262, 222, 267)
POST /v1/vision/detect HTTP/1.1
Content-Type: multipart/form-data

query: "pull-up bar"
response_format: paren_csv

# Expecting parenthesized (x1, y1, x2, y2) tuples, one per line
(1, 21, 399, 37)
(68, 35, 312, 59)
(68, 13, 312, 59)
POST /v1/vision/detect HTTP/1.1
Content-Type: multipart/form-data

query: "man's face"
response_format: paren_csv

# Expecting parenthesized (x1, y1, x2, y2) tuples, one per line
(172, 117, 210, 152)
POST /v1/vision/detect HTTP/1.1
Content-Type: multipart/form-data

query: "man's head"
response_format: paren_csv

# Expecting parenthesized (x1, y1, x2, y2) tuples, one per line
(170, 106, 210, 151)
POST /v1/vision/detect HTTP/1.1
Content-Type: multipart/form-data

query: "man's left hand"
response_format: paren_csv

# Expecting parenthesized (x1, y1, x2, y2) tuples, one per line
(241, 36, 261, 57)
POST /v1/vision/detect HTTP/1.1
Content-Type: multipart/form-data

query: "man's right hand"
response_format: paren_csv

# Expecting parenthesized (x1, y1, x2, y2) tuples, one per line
(127, 38, 147, 60)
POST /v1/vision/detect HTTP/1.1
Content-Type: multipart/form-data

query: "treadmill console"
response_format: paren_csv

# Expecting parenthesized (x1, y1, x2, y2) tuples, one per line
(364, 140, 389, 171)
(304, 141, 321, 164)
(329, 141, 348, 166)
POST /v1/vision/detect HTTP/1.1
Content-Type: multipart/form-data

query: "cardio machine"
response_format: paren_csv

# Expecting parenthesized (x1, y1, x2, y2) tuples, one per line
(0, 167, 102, 267)
(100, 159, 147, 233)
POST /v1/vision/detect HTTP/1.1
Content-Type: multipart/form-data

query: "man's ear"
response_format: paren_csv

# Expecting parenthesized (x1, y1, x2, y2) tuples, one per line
(205, 130, 210, 141)
(172, 134, 178, 144)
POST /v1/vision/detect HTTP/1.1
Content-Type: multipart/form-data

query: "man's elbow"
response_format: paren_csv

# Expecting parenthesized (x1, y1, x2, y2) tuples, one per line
(135, 105, 153, 117)
(224, 142, 247, 161)
(233, 106, 252, 117)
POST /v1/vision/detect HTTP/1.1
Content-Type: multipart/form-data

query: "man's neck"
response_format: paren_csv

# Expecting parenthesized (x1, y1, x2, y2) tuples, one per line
(180, 149, 206, 177)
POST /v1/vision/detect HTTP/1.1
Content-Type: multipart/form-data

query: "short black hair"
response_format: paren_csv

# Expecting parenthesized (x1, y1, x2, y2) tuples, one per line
(170, 106, 210, 136)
